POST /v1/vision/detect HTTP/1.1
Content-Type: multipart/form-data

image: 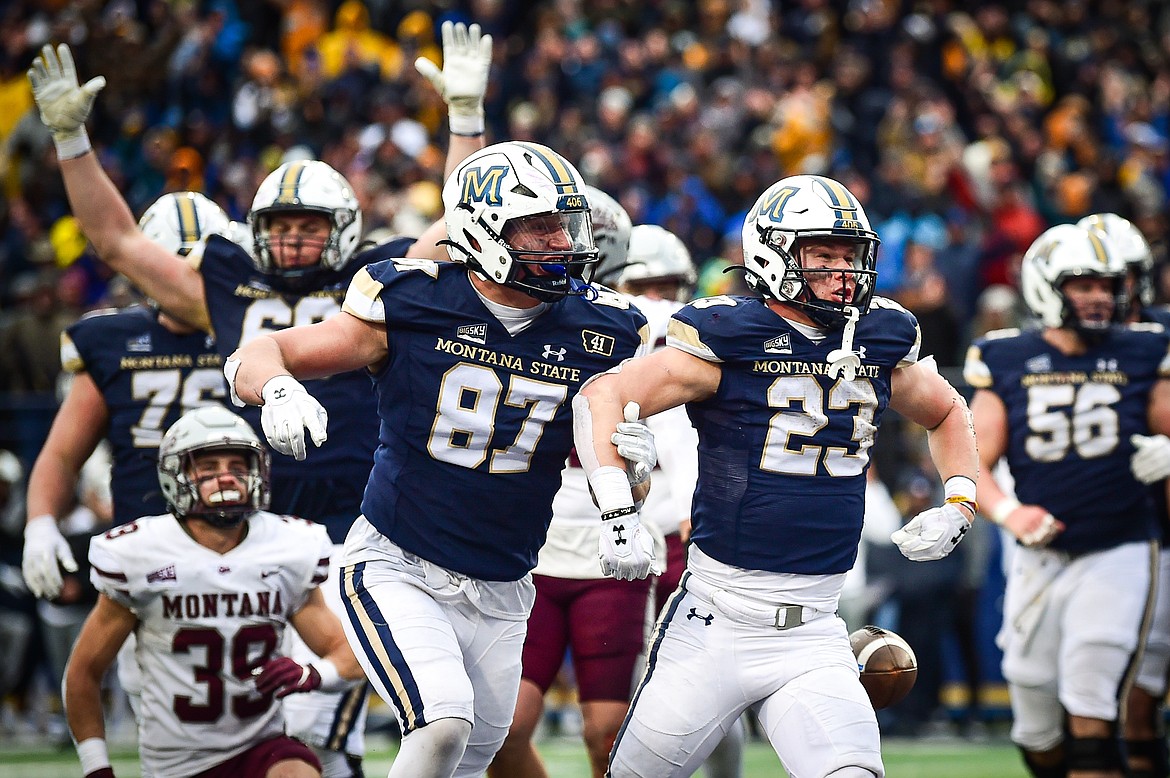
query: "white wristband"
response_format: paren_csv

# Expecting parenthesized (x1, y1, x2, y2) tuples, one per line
(311, 658, 346, 693)
(989, 498, 1020, 526)
(26, 513, 57, 536)
(54, 128, 92, 160)
(943, 475, 977, 503)
(448, 111, 485, 136)
(76, 737, 111, 774)
(588, 465, 635, 516)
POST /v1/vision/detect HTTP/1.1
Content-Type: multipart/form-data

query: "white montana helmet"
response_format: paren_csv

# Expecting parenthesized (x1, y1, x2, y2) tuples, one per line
(583, 185, 632, 286)
(1020, 223, 1125, 335)
(139, 191, 232, 257)
(618, 224, 697, 301)
(443, 141, 598, 302)
(741, 175, 880, 327)
(250, 160, 362, 287)
(158, 406, 270, 527)
(1077, 212, 1155, 308)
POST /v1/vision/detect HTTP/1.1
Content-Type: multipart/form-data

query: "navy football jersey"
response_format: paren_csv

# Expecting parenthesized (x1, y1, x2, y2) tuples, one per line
(62, 306, 226, 524)
(196, 235, 414, 540)
(669, 295, 921, 575)
(343, 258, 648, 581)
(965, 325, 1170, 553)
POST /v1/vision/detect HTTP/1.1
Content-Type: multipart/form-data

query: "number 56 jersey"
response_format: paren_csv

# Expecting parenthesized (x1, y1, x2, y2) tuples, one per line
(964, 325, 1170, 553)
(343, 259, 647, 582)
(88, 512, 332, 777)
(669, 295, 921, 577)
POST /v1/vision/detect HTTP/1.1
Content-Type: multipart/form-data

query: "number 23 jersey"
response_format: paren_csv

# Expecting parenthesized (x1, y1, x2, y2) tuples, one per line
(965, 325, 1170, 553)
(89, 512, 332, 777)
(670, 295, 921, 576)
(344, 259, 648, 581)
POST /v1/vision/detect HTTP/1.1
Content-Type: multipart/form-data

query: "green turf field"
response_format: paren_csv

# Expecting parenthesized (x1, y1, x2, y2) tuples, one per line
(0, 734, 1030, 777)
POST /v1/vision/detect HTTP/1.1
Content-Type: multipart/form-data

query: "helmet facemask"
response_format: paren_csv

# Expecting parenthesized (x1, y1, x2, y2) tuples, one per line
(252, 208, 355, 292)
(757, 230, 879, 329)
(1057, 271, 1124, 345)
(161, 445, 270, 529)
(494, 210, 598, 302)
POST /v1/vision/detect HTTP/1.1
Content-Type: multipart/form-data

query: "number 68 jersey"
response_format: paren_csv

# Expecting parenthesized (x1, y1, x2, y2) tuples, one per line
(89, 512, 332, 777)
(964, 325, 1170, 553)
(669, 295, 921, 576)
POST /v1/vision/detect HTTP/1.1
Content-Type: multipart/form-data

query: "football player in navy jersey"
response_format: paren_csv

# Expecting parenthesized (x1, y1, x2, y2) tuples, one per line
(966, 224, 1170, 778)
(574, 174, 979, 778)
(1078, 213, 1170, 778)
(226, 141, 651, 778)
(22, 192, 232, 602)
(30, 27, 491, 776)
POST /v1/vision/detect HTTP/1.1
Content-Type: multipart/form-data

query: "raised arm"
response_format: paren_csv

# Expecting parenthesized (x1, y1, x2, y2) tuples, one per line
(407, 21, 491, 260)
(29, 44, 208, 330)
(23, 373, 108, 599)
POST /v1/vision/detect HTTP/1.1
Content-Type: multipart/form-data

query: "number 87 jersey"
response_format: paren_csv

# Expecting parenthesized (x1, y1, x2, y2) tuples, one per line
(964, 324, 1170, 553)
(669, 294, 920, 577)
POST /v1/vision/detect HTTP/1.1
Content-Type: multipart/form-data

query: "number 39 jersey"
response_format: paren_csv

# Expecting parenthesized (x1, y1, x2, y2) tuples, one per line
(89, 511, 332, 777)
(61, 306, 225, 524)
(343, 259, 648, 581)
(965, 325, 1170, 553)
(670, 295, 920, 576)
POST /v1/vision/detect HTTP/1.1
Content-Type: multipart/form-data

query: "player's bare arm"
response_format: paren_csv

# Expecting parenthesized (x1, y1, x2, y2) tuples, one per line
(970, 387, 1063, 544)
(229, 312, 388, 405)
(577, 347, 720, 470)
(289, 588, 364, 682)
(64, 594, 138, 743)
(28, 44, 209, 330)
(27, 373, 108, 524)
(888, 360, 978, 484)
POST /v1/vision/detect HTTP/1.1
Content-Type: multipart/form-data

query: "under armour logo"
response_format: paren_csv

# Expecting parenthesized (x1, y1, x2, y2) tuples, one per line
(272, 387, 287, 400)
(687, 608, 714, 626)
(610, 523, 628, 546)
(543, 345, 566, 361)
(950, 523, 969, 547)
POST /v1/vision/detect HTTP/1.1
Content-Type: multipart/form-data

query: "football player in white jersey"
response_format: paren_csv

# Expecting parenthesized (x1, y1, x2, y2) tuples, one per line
(63, 407, 364, 778)
(575, 174, 979, 777)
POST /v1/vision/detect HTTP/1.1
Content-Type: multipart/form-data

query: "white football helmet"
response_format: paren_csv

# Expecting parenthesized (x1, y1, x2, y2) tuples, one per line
(617, 225, 697, 301)
(741, 175, 880, 327)
(583, 185, 632, 286)
(1077, 212, 1155, 309)
(158, 406, 270, 527)
(139, 191, 232, 257)
(443, 141, 598, 302)
(249, 160, 362, 288)
(1020, 223, 1125, 337)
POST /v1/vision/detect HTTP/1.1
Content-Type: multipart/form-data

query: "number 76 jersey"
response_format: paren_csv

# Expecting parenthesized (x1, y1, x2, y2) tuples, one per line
(964, 324, 1170, 554)
(670, 295, 921, 577)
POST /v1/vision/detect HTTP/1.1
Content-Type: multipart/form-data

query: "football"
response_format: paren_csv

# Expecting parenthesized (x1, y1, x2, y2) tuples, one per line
(850, 625, 918, 709)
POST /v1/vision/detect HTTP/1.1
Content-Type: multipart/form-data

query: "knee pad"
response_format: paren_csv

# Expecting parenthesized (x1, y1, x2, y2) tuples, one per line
(1125, 738, 1169, 778)
(1019, 747, 1065, 778)
(1066, 735, 1123, 774)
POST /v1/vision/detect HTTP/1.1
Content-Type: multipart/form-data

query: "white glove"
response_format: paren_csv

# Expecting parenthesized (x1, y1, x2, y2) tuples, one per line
(612, 401, 655, 486)
(27, 44, 105, 158)
(414, 21, 492, 135)
(1131, 434, 1170, 484)
(890, 503, 971, 562)
(599, 508, 661, 580)
(260, 376, 328, 461)
(22, 515, 78, 599)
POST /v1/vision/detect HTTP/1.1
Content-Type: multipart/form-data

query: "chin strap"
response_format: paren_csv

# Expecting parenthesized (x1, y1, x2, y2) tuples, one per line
(826, 306, 862, 380)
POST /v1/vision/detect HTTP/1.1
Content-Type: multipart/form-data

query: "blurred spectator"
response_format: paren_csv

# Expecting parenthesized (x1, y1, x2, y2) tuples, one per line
(0, 271, 75, 394)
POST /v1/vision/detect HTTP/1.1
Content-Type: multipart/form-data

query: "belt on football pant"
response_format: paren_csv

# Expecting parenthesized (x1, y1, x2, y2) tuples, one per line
(681, 572, 828, 631)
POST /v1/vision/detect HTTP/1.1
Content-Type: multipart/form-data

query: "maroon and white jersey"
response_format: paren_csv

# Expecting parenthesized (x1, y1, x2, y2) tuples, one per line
(89, 511, 332, 777)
